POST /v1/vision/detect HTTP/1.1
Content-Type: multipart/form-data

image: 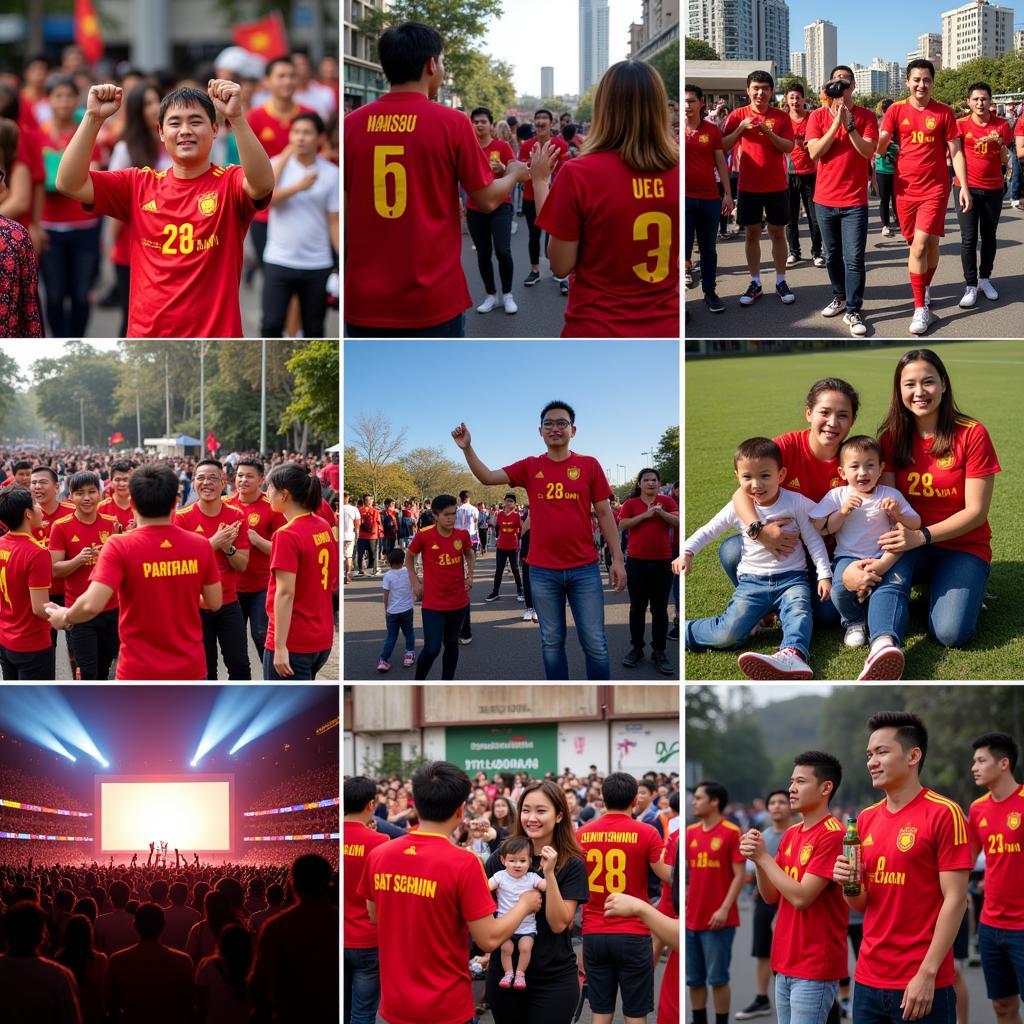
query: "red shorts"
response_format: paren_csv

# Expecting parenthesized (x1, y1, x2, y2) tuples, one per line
(895, 187, 950, 242)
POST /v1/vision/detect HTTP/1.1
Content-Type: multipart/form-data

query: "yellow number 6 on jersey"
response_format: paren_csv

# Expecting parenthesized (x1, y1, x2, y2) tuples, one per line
(632, 212, 672, 284)
(373, 146, 408, 219)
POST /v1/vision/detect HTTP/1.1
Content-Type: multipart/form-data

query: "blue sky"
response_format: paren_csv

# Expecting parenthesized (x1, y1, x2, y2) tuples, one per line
(343, 340, 679, 488)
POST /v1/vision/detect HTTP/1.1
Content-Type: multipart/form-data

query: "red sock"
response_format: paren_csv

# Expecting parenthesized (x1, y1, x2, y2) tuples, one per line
(924, 266, 937, 287)
(910, 272, 928, 308)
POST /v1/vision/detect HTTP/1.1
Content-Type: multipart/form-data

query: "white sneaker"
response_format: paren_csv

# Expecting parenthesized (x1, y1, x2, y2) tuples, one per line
(532, 610, 539, 621)
(1012, 199, 1021, 209)
(857, 641, 905, 680)
(959, 286, 977, 309)
(881, 225, 892, 237)
(924, 285, 932, 307)
(511, 219, 519, 234)
(821, 297, 846, 317)
(737, 647, 813, 680)
(476, 295, 499, 313)
(843, 310, 867, 336)
(523, 608, 533, 621)
(844, 623, 868, 648)
(503, 293, 518, 314)
(909, 307, 936, 335)
(979, 278, 999, 301)
(786, 253, 800, 266)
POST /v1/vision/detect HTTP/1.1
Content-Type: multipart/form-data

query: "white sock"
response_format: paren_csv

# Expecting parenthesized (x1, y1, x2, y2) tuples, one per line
(751, 275, 762, 286)
(870, 635, 895, 656)
(775, 272, 786, 284)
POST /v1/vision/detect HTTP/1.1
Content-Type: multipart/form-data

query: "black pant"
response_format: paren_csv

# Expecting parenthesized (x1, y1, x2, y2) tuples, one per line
(877, 172, 898, 228)
(460, 601, 472, 640)
(466, 204, 514, 293)
(201, 600, 251, 680)
(492, 548, 523, 594)
(955, 185, 1003, 285)
(116, 263, 131, 338)
(356, 537, 376, 571)
(486, 958, 580, 1024)
(523, 198, 541, 265)
(68, 608, 120, 679)
(786, 173, 822, 258)
(237, 589, 269, 662)
(626, 557, 672, 651)
(381, 533, 397, 558)
(479, 527, 488, 553)
(260, 262, 331, 337)
(0, 645, 55, 680)
(416, 607, 465, 679)
(248, 219, 268, 277)
(521, 549, 532, 607)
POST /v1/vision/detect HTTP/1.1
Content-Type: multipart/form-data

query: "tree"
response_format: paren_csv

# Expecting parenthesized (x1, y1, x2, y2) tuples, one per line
(779, 75, 808, 97)
(685, 37, 719, 62)
(932, 50, 1024, 107)
(653, 425, 679, 485)
(282, 340, 339, 442)
(347, 412, 408, 500)
(575, 85, 597, 124)
(456, 50, 516, 114)
(399, 446, 465, 499)
(648, 41, 679, 101)
(32, 344, 122, 447)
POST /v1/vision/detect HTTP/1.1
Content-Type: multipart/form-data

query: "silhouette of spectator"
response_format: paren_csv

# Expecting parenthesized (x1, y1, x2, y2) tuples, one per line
(72, 896, 98, 925)
(93, 879, 136, 956)
(248, 883, 285, 934)
(56, 914, 108, 1024)
(161, 881, 200, 952)
(186, 889, 233, 965)
(195, 923, 254, 1024)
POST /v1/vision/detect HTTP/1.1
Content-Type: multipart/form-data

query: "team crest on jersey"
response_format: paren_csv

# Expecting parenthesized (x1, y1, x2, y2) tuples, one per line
(789, 477, 800, 489)
(260, 127, 275, 142)
(99, 532, 109, 543)
(198, 192, 218, 216)
(699, 133, 709, 143)
(925, 117, 936, 130)
(897, 825, 917, 852)
(765, 120, 775, 130)
(830, 475, 843, 488)
(567, 467, 581, 481)
(799, 844, 812, 865)
(935, 453, 955, 469)
(453, 539, 463, 551)
(1008, 812, 1021, 831)
(710, 837, 722, 851)
(248, 512, 260, 527)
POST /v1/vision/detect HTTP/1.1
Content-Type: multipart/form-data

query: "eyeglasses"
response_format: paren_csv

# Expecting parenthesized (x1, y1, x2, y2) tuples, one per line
(542, 419, 571, 429)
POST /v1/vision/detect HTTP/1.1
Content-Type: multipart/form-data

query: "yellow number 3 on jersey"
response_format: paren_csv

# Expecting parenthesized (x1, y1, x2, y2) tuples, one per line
(632, 212, 672, 284)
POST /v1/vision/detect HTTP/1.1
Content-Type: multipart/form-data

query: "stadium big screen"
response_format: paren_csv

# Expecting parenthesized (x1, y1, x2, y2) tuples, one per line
(95, 774, 234, 855)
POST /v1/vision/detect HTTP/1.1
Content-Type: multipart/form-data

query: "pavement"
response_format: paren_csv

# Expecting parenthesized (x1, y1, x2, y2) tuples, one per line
(342, 546, 681, 681)
(686, 195, 1024, 340)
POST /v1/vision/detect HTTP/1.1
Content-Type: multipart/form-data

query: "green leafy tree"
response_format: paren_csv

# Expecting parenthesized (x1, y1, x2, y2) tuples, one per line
(685, 37, 719, 62)
(282, 340, 339, 442)
(32, 344, 122, 447)
(575, 85, 597, 123)
(456, 50, 516, 114)
(648, 41, 679, 100)
(653, 425, 679, 484)
(399, 446, 465, 499)
(779, 75, 808, 97)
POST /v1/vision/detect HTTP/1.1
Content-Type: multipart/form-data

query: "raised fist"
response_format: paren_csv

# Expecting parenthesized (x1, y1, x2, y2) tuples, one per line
(207, 79, 243, 119)
(87, 84, 123, 120)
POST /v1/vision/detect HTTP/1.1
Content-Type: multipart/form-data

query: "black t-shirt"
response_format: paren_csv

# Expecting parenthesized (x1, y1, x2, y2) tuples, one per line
(483, 849, 589, 979)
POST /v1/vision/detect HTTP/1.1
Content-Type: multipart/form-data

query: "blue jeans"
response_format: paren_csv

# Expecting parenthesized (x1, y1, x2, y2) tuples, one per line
(1011, 151, 1021, 201)
(237, 590, 269, 661)
(343, 946, 381, 1024)
(686, 569, 813, 658)
(853, 982, 955, 1024)
(380, 607, 415, 660)
(262, 647, 330, 680)
(901, 546, 991, 648)
(830, 555, 913, 637)
(40, 223, 101, 336)
(685, 926, 736, 988)
(685, 196, 721, 293)
(979, 921, 1024, 1000)
(344, 311, 465, 337)
(776, 975, 839, 1024)
(529, 562, 610, 679)
(814, 203, 868, 312)
(718, 532, 840, 627)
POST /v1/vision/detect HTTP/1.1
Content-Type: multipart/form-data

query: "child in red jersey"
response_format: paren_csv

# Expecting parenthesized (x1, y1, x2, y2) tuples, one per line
(56, 80, 275, 338)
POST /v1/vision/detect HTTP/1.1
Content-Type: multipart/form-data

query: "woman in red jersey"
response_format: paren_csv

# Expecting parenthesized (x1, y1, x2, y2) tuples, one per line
(263, 463, 337, 680)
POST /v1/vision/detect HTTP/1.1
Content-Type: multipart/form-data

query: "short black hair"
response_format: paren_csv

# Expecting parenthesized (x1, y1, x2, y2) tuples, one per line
(159, 86, 216, 127)
(110, 460, 133, 475)
(839, 435, 883, 465)
(669, 791, 679, 813)
(684, 83, 704, 101)
(868, 711, 929, 771)
(129, 464, 180, 518)
(387, 547, 405, 567)
(411, 760, 471, 821)
(291, 111, 325, 134)
(906, 58, 935, 79)
(378, 21, 444, 86)
(966, 81, 992, 99)
(747, 69, 774, 89)
(133, 903, 165, 941)
(470, 106, 493, 122)
(765, 788, 790, 806)
(13, 460, 31, 473)
(343, 776, 377, 814)
(829, 65, 854, 81)
(504, 493, 516, 501)
(793, 751, 843, 804)
(0, 485, 34, 531)
(458, 490, 469, 501)
(499, 835, 532, 859)
(602, 772, 639, 811)
(696, 779, 728, 811)
(195, 459, 223, 473)
(45, 73, 76, 96)
(432, 493, 457, 514)
(540, 400, 575, 424)
(972, 732, 1019, 773)
(734, 436, 783, 470)
(265, 56, 295, 77)
(68, 471, 101, 493)
(235, 457, 265, 477)
(636, 779, 656, 797)
(785, 82, 805, 97)
(534, 108, 554, 119)
(31, 466, 58, 484)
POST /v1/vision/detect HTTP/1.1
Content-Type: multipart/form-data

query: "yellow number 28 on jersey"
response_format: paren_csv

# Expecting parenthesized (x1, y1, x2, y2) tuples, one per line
(587, 848, 627, 894)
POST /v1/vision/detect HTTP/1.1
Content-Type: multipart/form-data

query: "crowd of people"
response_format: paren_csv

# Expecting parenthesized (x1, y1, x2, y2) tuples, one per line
(241, 763, 340, 857)
(0, 43, 339, 338)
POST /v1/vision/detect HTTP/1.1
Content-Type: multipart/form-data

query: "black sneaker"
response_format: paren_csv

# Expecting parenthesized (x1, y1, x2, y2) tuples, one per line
(484, 592, 500, 602)
(622, 647, 645, 668)
(704, 291, 725, 313)
(523, 270, 541, 286)
(652, 651, 675, 676)
(559, 279, 569, 296)
(459, 635, 473, 645)
(667, 618, 679, 641)
(775, 280, 796, 304)
(736, 998, 773, 1020)
(739, 280, 763, 306)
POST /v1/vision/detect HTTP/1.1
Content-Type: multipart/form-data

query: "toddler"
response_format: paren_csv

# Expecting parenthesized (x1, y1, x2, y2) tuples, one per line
(488, 835, 546, 989)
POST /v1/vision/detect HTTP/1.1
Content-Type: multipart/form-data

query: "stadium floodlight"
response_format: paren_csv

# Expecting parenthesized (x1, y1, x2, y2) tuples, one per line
(191, 687, 275, 767)
(0, 688, 104, 765)
(228, 687, 324, 755)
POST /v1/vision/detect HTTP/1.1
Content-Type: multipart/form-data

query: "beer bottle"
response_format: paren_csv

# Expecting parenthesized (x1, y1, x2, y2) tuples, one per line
(843, 815, 862, 897)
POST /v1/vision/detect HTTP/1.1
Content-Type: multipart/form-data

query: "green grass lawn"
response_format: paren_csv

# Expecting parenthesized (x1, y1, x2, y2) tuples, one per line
(684, 341, 1024, 681)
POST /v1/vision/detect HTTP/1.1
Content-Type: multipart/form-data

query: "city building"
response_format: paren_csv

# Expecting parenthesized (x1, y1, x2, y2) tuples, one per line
(1016, 27, 1024, 49)
(344, 0, 386, 110)
(629, 0, 680, 62)
(687, 0, 789, 68)
(852, 58, 902, 96)
(686, 58, 776, 106)
(580, 0, 611, 94)
(941, 1, 1013, 70)
(790, 50, 807, 79)
(804, 19, 838, 91)
(756, 0, 789, 75)
(541, 65, 555, 98)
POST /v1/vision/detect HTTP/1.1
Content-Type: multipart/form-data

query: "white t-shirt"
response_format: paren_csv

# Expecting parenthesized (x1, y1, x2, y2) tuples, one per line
(455, 502, 479, 540)
(382, 567, 414, 615)
(342, 503, 361, 542)
(810, 484, 917, 560)
(264, 154, 340, 270)
(491, 869, 544, 935)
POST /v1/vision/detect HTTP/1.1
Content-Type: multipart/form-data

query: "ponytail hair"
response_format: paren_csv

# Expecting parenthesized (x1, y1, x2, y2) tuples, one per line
(267, 463, 322, 512)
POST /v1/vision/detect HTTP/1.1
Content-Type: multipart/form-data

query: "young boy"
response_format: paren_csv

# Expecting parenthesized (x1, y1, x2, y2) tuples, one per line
(487, 835, 547, 990)
(55, 80, 275, 338)
(683, 437, 831, 680)
(809, 436, 920, 648)
(378, 547, 415, 672)
(485, 493, 524, 602)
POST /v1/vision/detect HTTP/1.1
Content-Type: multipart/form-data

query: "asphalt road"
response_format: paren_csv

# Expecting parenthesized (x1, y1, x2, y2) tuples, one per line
(341, 546, 681, 681)
(686, 195, 1024, 340)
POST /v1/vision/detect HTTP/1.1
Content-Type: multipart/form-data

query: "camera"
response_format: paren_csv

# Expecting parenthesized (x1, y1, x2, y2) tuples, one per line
(824, 78, 849, 99)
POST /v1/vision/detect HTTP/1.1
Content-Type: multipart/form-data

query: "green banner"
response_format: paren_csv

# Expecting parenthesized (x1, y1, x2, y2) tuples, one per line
(446, 724, 558, 776)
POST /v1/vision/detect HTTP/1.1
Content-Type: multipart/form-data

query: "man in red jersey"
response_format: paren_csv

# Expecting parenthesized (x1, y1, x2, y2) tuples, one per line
(344, 21, 529, 337)
(358, 760, 542, 1024)
(723, 70, 797, 306)
(878, 60, 970, 336)
(0, 485, 53, 679)
(968, 732, 1024, 1024)
(47, 464, 222, 680)
(485, 492, 524, 602)
(783, 84, 824, 269)
(833, 711, 970, 1024)
(48, 470, 119, 680)
(579, 772, 671, 1024)
(344, 776, 390, 1024)
(30, 465, 75, 665)
(519, 108, 569, 291)
(55, 80, 275, 338)
(686, 779, 745, 1024)
(356, 494, 381, 576)
(224, 457, 284, 663)
(740, 751, 849, 1024)
(453, 400, 626, 680)
(97, 461, 136, 533)
(175, 459, 251, 680)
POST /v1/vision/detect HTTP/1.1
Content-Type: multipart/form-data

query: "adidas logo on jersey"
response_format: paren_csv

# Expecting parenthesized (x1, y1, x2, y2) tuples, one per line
(863, 835, 874, 845)
(403, 846, 416, 855)
(979, 817, 988, 827)
(142, 200, 158, 212)
(535, 471, 544, 478)
(71, 534, 80, 542)
(160, 539, 173, 548)
(194, 525, 205, 533)
(901, 118, 911, 125)
(788, 478, 800, 489)
(431, 544, 439, 549)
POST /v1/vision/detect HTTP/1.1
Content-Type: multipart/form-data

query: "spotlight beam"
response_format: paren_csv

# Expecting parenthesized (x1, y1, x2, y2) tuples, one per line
(228, 687, 324, 755)
(191, 687, 276, 766)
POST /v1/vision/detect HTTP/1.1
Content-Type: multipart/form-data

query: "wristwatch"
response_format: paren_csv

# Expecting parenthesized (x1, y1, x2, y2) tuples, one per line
(226, 545, 238, 556)
(746, 520, 764, 540)
(919, 527, 932, 546)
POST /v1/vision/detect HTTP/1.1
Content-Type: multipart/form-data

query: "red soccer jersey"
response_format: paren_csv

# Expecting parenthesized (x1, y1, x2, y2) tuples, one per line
(0, 532, 51, 652)
(579, 813, 664, 935)
(503, 453, 611, 570)
(660, 830, 679, 919)
(48, 511, 119, 610)
(880, 418, 1000, 563)
(534, 152, 679, 338)
(880, 99, 958, 197)
(358, 830, 498, 1024)
(684, 819, 743, 931)
(175, 502, 250, 605)
(343, 820, 390, 949)
(494, 511, 521, 551)
(97, 497, 135, 533)
(770, 816, 849, 980)
(659, 946, 679, 1024)
(789, 113, 815, 175)
(14, 128, 45, 231)
(685, 121, 722, 200)
(86, 163, 269, 338)
(88, 525, 220, 680)
(618, 495, 679, 560)
(855, 788, 972, 989)
(969, 785, 1024, 930)
(34, 500, 76, 597)
(344, 92, 493, 329)
(41, 127, 102, 224)
(265, 513, 337, 654)
(723, 105, 795, 193)
(466, 138, 517, 211)
(806, 106, 879, 207)
(407, 526, 471, 613)
(519, 134, 569, 201)
(357, 505, 380, 540)
(775, 430, 844, 501)
(224, 493, 286, 594)
(246, 102, 314, 224)
(956, 115, 1013, 190)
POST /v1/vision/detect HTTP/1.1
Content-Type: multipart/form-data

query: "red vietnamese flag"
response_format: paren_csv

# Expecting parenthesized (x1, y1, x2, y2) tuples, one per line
(109, 431, 124, 445)
(75, 0, 105, 63)
(233, 11, 289, 60)
(206, 431, 220, 454)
